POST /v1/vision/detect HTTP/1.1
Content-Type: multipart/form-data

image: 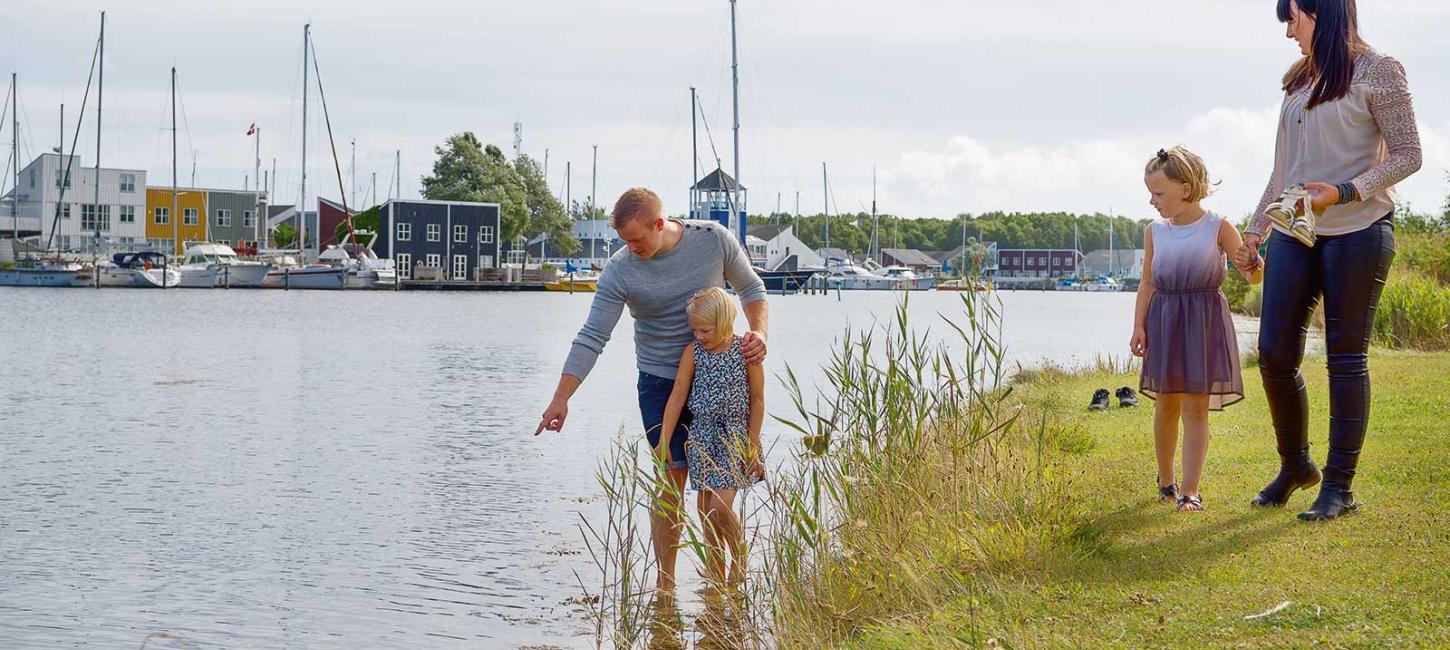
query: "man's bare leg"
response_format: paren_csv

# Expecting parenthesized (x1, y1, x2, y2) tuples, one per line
(652, 467, 689, 594)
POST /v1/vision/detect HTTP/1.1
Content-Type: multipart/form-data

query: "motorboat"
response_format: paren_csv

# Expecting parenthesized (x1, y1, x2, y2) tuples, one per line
(824, 258, 903, 291)
(260, 253, 346, 290)
(178, 242, 271, 288)
(97, 251, 181, 288)
(936, 278, 990, 292)
(753, 267, 819, 294)
(544, 273, 598, 292)
(1058, 276, 1122, 292)
(316, 235, 397, 289)
(879, 266, 936, 290)
(0, 259, 83, 287)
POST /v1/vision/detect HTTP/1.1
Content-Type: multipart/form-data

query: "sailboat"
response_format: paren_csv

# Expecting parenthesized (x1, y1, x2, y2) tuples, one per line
(1, 70, 82, 287)
(689, 3, 818, 295)
(262, 24, 346, 290)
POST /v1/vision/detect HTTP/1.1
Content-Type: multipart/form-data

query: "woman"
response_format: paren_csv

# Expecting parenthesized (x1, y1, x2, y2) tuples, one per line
(1234, 0, 1421, 521)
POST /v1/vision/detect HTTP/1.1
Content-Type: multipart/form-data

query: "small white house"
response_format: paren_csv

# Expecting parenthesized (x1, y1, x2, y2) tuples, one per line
(747, 224, 823, 270)
(1082, 248, 1146, 279)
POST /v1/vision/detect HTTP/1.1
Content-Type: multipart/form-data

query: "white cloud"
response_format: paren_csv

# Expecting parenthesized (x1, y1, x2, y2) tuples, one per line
(878, 107, 1449, 220)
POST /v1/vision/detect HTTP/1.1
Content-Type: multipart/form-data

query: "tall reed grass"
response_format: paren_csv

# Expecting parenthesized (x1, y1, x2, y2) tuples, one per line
(579, 283, 1085, 648)
(1372, 269, 1450, 350)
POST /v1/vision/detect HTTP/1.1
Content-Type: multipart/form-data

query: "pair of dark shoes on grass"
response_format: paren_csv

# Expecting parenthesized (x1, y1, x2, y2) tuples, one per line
(1088, 387, 1138, 410)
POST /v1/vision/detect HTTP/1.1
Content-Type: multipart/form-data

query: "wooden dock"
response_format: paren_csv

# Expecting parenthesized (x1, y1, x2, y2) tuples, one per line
(399, 280, 550, 291)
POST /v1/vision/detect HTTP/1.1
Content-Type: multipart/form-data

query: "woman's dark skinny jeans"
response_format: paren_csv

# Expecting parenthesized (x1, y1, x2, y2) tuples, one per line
(1256, 217, 1395, 484)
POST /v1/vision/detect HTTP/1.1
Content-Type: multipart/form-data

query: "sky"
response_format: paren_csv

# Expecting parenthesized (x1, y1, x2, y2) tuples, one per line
(3, 0, 1447, 225)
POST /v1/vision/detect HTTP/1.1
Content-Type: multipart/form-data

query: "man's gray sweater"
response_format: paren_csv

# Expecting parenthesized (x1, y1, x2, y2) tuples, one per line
(562, 219, 767, 381)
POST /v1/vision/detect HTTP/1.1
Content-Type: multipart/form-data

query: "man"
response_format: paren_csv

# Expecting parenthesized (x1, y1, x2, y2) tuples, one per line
(535, 187, 768, 594)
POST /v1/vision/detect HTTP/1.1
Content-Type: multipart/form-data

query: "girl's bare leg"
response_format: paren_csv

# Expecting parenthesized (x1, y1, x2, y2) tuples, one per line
(700, 489, 740, 585)
(696, 491, 725, 583)
(1154, 394, 1183, 500)
(652, 468, 688, 594)
(1179, 394, 1211, 511)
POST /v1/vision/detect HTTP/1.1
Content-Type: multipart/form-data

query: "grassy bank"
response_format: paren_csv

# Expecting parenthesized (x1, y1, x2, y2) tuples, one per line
(838, 351, 1450, 648)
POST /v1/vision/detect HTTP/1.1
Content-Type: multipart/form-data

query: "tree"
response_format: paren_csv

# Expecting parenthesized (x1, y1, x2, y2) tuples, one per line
(420, 133, 529, 241)
(333, 204, 382, 246)
(515, 154, 578, 256)
(274, 222, 296, 247)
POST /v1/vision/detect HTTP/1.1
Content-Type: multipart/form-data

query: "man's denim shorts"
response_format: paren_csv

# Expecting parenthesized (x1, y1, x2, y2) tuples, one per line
(638, 371, 692, 470)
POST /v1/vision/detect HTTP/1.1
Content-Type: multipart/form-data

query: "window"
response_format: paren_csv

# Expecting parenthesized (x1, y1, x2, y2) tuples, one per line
(119, 205, 135, 223)
(57, 235, 72, 250)
(216, 209, 232, 227)
(454, 224, 467, 243)
(29, 168, 35, 188)
(154, 207, 170, 224)
(479, 255, 494, 269)
(242, 210, 255, 228)
(426, 223, 440, 242)
(425, 253, 441, 268)
(183, 208, 198, 226)
(396, 253, 412, 279)
(396, 222, 412, 241)
(80, 204, 111, 232)
(62, 203, 72, 220)
(149, 238, 174, 252)
(55, 169, 72, 188)
(453, 254, 467, 280)
(217, 240, 230, 247)
(119, 173, 136, 193)
(479, 225, 494, 244)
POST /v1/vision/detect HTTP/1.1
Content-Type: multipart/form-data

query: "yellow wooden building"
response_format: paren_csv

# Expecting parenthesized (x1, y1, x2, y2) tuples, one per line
(145, 187, 209, 255)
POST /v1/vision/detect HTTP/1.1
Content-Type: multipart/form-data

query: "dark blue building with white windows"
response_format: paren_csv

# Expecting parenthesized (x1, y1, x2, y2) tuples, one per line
(377, 199, 502, 281)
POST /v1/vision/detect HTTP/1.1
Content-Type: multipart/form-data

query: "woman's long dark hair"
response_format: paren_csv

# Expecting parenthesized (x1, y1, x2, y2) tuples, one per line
(1277, 0, 1367, 109)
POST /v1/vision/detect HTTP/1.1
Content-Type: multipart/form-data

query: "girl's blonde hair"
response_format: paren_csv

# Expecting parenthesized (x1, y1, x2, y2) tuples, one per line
(686, 287, 736, 338)
(1145, 145, 1214, 202)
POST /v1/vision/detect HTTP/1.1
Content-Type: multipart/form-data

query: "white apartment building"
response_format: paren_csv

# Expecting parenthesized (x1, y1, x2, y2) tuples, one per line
(3, 153, 148, 251)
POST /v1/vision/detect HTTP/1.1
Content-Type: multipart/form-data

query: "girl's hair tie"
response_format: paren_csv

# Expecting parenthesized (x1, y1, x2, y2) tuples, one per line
(1156, 149, 1170, 162)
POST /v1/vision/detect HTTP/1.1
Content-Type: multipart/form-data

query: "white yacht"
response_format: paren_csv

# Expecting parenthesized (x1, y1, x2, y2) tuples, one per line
(316, 233, 397, 289)
(177, 242, 271, 288)
(97, 252, 181, 288)
(824, 258, 898, 291)
(879, 266, 936, 290)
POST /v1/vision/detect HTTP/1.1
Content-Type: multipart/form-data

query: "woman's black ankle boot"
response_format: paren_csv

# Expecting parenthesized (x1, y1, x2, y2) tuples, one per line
(1250, 448, 1321, 507)
(1298, 469, 1357, 521)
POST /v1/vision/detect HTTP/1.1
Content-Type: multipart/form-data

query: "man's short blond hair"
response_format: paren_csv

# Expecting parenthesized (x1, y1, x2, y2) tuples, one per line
(611, 188, 664, 228)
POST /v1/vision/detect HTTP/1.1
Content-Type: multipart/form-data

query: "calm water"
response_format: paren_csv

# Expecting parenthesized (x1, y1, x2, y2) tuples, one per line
(0, 287, 1159, 648)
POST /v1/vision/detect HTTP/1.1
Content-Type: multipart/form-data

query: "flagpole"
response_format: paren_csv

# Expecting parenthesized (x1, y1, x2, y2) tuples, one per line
(252, 124, 261, 252)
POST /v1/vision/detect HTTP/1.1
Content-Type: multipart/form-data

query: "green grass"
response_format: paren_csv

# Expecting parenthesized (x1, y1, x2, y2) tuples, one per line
(844, 351, 1450, 648)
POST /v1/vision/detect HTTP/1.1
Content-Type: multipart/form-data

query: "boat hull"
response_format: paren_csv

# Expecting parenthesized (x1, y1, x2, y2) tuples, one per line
(544, 279, 598, 292)
(263, 267, 346, 290)
(214, 263, 271, 288)
(98, 268, 182, 288)
(178, 266, 219, 289)
(754, 269, 817, 294)
(0, 269, 81, 287)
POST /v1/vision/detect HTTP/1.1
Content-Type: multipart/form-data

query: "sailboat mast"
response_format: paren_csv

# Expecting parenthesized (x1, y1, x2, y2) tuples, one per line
(1108, 208, 1114, 278)
(871, 166, 878, 264)
(300, 23, 310, 257)
(12, 74, 18, 242)
(822, 163, 829, 251)
(690, 86, 697, 214)
(254, 126, 261, 248)
(729, 0, 743, 244)
(94, 11, 104, 252)
(171, 68, 178, 257)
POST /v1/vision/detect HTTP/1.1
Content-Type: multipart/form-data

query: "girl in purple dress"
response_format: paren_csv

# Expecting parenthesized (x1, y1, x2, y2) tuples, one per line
(1132, 146, 1261, 512)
